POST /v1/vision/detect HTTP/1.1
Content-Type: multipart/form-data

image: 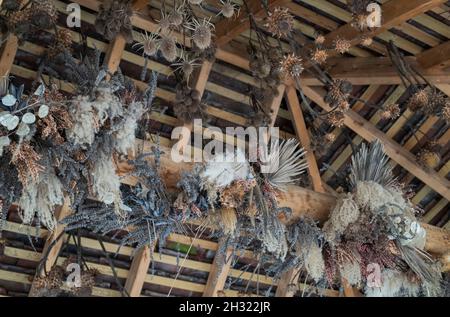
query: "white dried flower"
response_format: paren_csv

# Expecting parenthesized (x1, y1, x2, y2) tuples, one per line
(304, 242, 325, 282)
(323, 193, 360, 243)
(67, 96, 99, 146)
(364, 269, 421, 297)
(339, 260, 362, 286)
(114, 102, 145, 155)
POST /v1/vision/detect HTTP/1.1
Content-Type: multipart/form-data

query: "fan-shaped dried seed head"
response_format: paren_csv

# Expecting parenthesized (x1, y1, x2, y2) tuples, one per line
(280, 53, 303, 78)
(311, 48, 328, 64)
(159, 36, 177, 62)
(265, 7, 294, 38)
(334, 37, 351, 54)
(381, 104, 401, 120)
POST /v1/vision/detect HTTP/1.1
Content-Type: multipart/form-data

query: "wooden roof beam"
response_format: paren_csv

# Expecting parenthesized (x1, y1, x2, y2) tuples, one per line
(203, 241, 233, 297)
(417, 40, 450, 70)
(299, 85, 450, 202)
(300, 0, 447, 65)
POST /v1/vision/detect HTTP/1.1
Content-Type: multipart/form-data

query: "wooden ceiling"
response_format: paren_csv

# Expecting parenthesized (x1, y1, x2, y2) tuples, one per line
(0, 0, 449, 297)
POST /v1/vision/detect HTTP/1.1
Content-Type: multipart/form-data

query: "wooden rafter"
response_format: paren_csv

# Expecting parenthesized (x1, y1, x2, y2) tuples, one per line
(300, 0, 447, 64)
(417, 40, 450, 70)
(0, 35, 18, 77)
(124, 244, 154, 297)
(203, 242, 233, 297)
(300, 85, 450, 202)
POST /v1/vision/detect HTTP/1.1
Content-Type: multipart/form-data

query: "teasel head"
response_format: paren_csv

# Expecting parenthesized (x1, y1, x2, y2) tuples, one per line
(219, 0, 239, 18)
(311, 48, 328, 64)
(417, 141, 442, 169)
(133, 31, 159, 57)
(441, 101, 450, 124)
(170, 51, 201, 83)
(157, 10, 172, 35)
(408, 89, 429, 111)
(334, 37, 351, 54)
(280, 53, 304, 78)
(326, 110, 345, 128)
(159, 35, 177, 62)
(168, 4, 185, 28)
(381, 103, 401, 120)
(315, 34, 325, 45)
(265, 7, 294, 38)
(187, 17, 214, 50)
(361, 35, 373, 47)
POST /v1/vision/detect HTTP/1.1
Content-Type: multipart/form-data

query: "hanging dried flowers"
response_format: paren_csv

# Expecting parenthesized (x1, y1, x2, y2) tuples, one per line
(311, 48, 328, 65)
(325, 110, 345, 127)
(416, 141, 442, 169)
(95, 0, 134, 43)
(407, 88, 429, 111)
(219, 0, 239, 19)
(265, 7, 294, 38)
(173, 83, 208, 123)
(159, 35, 178, 62)
(315, 34, 325, 45)
(347, 0, 372, 31)
(361, 35, 373, 47)
(170, 52, 201, 83)
(133, 31, 159, 57)
(441, 101, 450, 124)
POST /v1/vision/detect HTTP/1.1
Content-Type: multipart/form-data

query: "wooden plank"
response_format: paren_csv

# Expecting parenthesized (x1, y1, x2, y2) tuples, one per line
(275, 267, 301, 297)
(0, 35, 18, 76)
(203, 244, 233, 297)
(124, 245, 153, 297)
(285, 85, 325, 193)
(301, 85, 450, 202)
(417, 40, 450, 70)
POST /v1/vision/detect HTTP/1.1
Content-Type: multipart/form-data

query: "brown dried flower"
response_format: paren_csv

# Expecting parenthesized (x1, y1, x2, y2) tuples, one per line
(380, 104, 401, 120)
(9, 142, 44, 186)
(442, 102, 450, 124)
(408, 89, 429, 111)
(361, 36, 373, 47)
(326, 110, 345, 128)
(334, 37, 351, 54)
(315, 34, 325, 45)
(280, 53, 304, 78)
(311, 48, 328, 64)
(324, 132, 336, 143)
(265, 7, 294, 38)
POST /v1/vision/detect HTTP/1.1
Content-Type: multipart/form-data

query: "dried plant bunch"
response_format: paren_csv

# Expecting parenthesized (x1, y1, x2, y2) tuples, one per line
(187, 17, 214, 50)
(416, 141, 442, 169)
(218, 0, 239, 18)
(159, 35, 178, 62)
(347, 0, 372, 31)
(333, 37, 351, 54)
(280, 53, 304, 79)
(170, 51, 201, 83)
(380, 103, 401, 120)
(95, 0, 134, 43)
(265, 7, 294, 38)
(173, 83, 209, 123)
(133, 31, 159, 57)
(325, 79, 353, 110)
(325, 109, 345, 127)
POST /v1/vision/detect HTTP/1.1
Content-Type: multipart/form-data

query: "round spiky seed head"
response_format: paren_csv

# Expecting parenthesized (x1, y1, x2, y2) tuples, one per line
(338, 100, 350, 111)
(417, 149, 441, 169)
(315, 34, 325, 45)
(159, 16, 171, 34)
(361, 36, 373, 47)
(193, 24, 212, 50)
(265, 7, 294, 38)
(143, 38, 158, 56)
(326, 110, 345, 127)
(380, 104, 401, 120)
(221, 2, 236, 18)
(324, 132, 336, 143)
(169, 12, 183, 27)
(311, 48, 328, 64)
(334, 38, 351, 54)
(442, 102, 450, 124)
(159, 36, 177, 62)
(408, 89, 429, 111)
(280, 53, 303, 78)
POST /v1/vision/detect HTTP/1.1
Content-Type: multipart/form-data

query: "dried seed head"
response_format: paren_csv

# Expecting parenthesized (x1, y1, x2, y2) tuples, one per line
(361, 35, 373, 47)
(158, 15, 171, 34)
(380, 104, 401, 120)
(315, 34, 325, 45)
(265, 7, 294, 38)
(417, 149, 441, 169)
(311, 48, 328, 64)
(441, 102, 450, 124)
(133, 32, 159, 57)
(326, 110, 345, 128)
(191, 19, 213, 50)
(334, 37, 351, 54)
(169, 11, 184, 27)
(280, 53, 303, 78)
(324, 132, 336, 143)
(220, 2, 236, 18)
(408, 89, 429, 111)
(159, 36, 177, 62)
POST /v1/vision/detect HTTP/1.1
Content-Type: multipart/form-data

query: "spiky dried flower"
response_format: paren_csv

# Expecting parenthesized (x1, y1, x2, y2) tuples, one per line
(407, 89, 429, 111)
(265, 7, 294, 38)
(7, 7, 33, 28)
(48, 28, 73, 57)
(417, 141, 442, 169)
(324, 132, 336, 143)
(95, 0, 133, 43)
(133, 31, 159, 57)
(31, 0, 58, 29)
(351, 14, 368, 31)
(219, 0, 239, 18)
(170, 52, 201, 83)
(381, 103, 401, 120)
(159, 36, 177, 62)
(188, 18, 214, 50)
(361, 35, 373, 47)
(168, 5, 185, 27)
(325, 110, 345, 127)
(280, 53, 303, 78)
(333, 37, 351, 54)
(442, 102, 450, 124)
(311, 48, 328, 64)
(315, 34, 325, 45)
